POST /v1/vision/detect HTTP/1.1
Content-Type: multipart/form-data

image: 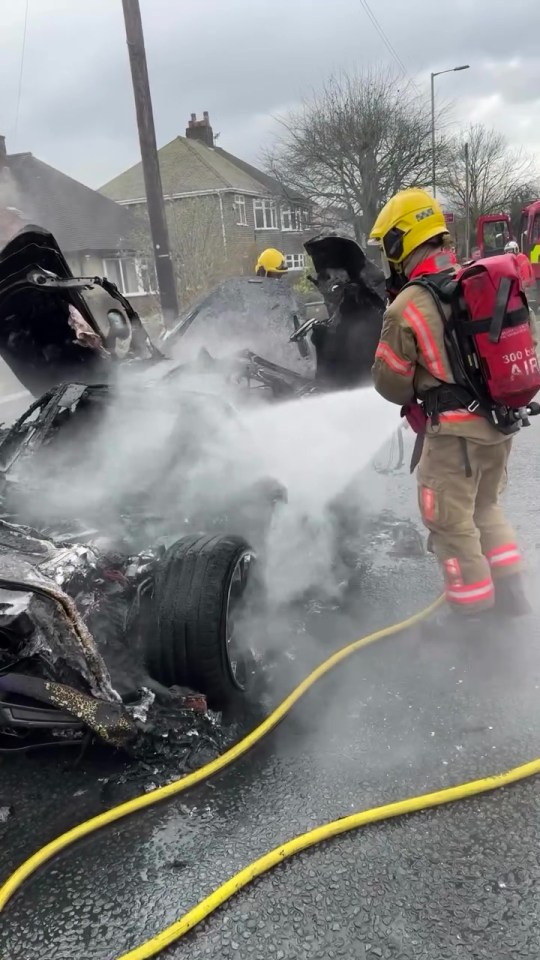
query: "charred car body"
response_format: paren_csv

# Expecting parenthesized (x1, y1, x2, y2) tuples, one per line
(162, 230, 386, 394)
(0, 226, 384, 751)
(291, 233, 386, 390)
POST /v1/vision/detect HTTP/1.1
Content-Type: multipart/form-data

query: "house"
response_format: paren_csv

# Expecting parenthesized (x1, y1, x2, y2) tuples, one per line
(99, 113, 313, 302)
(0, 135, 150, 298)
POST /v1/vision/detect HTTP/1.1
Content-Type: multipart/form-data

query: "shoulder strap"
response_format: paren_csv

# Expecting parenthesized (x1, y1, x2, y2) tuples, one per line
(489, 276, 512, 344)
(403, 269, 458, 303)
(402, 272, 477, 399)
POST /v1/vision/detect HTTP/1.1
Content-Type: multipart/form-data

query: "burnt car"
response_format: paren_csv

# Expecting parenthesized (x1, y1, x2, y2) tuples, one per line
(161, 271, 314, 372)
(290, 232, 386, 390)
(0, 226, 385, 751)
(0, 226, 318, 406)
(0, 227, 294, 751)
(0, 516, 259, 752)
(0, 226, 385, 408)
(160, 232, 386, 394)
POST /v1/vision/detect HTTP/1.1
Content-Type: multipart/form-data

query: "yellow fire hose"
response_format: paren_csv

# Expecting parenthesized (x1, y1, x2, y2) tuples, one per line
(2, 593, 540, 960)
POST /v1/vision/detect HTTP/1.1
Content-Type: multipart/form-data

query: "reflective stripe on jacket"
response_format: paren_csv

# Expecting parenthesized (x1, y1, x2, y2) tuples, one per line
(372, 280, 510, 444)
(517, 252, 536, 288)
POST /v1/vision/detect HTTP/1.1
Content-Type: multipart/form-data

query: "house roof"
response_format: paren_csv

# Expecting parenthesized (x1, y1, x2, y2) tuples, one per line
(4, 152, 135, 252)
(99, 135, 303, 203)
(212, 147, 304, 202)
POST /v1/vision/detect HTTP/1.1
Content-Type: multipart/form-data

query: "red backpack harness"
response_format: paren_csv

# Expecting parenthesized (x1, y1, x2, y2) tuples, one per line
(406, 253, 540, 434)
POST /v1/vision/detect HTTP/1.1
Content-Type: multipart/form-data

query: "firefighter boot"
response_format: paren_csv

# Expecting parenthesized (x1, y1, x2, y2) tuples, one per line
(421, 603, 494, 641)
(493, 575, 532, 617)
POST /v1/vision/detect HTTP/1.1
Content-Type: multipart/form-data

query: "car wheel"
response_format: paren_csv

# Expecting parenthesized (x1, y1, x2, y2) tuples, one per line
(147, 534, 257, 709)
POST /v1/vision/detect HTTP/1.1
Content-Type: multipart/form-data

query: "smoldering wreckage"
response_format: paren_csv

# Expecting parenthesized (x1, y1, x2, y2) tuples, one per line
(0, 224, 399, 758)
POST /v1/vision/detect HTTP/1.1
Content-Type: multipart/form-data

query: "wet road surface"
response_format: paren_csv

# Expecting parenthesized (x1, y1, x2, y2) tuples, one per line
(2, 426, 540, 960)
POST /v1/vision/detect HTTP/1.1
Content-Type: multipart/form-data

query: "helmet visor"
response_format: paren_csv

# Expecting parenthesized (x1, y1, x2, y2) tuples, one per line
(380, 251, 392, 280)
(367, 239, 392, 280)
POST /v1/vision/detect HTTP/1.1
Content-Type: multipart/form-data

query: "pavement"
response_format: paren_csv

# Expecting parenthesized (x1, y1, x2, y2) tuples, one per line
(2, 417, 540, 960)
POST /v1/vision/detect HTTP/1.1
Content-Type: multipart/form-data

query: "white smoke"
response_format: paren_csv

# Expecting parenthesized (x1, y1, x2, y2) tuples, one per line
(0, 165, 32, 247)
(236, 386, 400, 605)
(10, 365, 401, 612)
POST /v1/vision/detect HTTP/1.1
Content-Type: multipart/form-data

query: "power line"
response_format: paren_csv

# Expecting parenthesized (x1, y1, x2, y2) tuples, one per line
(358, 0, 421, 92)
(13, 0, 30, 146)
(358, 0, 407, 75)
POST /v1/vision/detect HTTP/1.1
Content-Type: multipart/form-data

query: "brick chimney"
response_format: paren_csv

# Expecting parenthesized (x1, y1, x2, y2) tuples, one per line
(186, 112, 214, 148)
(0, 136, 6, 165)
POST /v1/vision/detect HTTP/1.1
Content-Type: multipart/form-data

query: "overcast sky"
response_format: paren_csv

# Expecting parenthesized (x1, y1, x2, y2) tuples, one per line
(1, 0, 539, 189)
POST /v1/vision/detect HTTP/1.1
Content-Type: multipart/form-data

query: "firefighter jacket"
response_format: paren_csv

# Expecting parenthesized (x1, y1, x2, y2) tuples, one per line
(372, 275, 540, 445)
(516, 252, 536, 288)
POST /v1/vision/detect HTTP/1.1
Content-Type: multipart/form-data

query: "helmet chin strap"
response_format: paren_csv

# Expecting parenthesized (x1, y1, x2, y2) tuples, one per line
(384, 258, 407, 303)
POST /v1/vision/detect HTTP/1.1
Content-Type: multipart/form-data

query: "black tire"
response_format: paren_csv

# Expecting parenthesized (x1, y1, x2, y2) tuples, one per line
(146, 534, 256, 709)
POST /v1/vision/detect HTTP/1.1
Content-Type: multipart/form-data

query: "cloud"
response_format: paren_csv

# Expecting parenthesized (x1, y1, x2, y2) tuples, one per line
(0, 0, 539, 187)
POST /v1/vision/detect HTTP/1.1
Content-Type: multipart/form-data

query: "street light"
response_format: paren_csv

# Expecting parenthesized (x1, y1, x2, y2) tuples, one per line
(464, 141, 471, 258)
(430, 64, 470, 198)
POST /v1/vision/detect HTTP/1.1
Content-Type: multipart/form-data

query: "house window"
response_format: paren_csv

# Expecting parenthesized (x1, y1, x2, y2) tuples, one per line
(234, 195, 248, 226)
(253, 198, 278, 230)
(103, 257, 156, 296)
(281, 206, 303, 232)
(285, 253, 305, 272)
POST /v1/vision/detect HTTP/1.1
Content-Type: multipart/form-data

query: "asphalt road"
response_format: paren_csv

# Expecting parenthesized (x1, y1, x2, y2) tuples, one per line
(2, 423, 540, 960)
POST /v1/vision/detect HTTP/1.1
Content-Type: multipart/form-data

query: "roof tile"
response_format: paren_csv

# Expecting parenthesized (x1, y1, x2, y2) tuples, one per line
(99, 135, 292, 202)
(6, 153, 135, 252)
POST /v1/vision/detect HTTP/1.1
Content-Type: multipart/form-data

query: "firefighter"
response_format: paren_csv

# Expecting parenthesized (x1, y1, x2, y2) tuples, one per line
(504, 240, 519, 255)
(369, 187, 531, 623)
(255, 248, 288, 278)
(505, 241, 538, 309)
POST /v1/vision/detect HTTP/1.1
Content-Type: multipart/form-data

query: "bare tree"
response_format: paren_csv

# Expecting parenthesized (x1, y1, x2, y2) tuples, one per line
(442, 124, 539, 223)
(264, 67, 447, 243)
(507, 184, 540, 236)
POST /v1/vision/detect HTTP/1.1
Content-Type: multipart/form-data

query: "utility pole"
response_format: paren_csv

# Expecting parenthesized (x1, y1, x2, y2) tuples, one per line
(464, 141, 470, 259)
(122, 0, 179, 327)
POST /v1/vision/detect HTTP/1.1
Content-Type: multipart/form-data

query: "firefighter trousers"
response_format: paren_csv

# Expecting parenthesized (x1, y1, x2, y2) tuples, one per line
(417, 434, 522, 614)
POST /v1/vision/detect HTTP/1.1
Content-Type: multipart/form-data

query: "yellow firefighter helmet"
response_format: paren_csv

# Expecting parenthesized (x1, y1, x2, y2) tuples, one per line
(255, 248, 288, 277)
(369, 188, 447, 265)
